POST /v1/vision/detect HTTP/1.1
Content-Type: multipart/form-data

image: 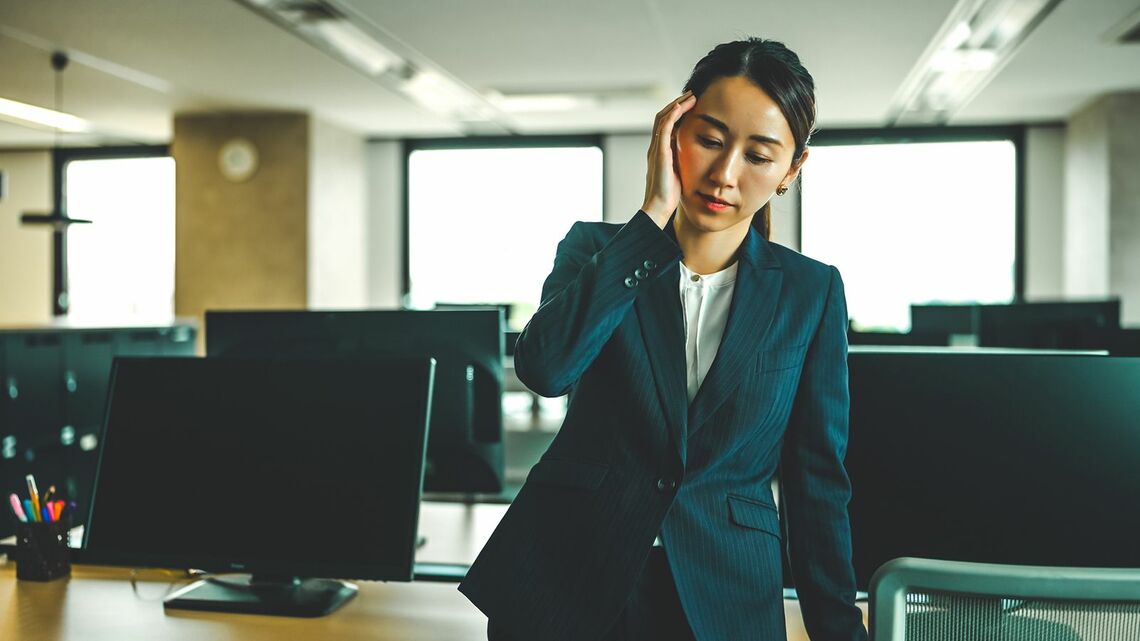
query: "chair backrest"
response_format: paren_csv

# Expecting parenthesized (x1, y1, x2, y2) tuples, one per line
(869, 557, 1140, 641)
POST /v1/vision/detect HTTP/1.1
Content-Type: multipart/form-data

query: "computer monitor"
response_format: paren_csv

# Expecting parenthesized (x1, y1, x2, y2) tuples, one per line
(1111, 329, 1140, 357)
(844, 350, 1140, 590)
(83, 356, 434, 616)
(976, 300, 1121, 349)
(205, 309, 504, 495)
(909, 303, 977, 340)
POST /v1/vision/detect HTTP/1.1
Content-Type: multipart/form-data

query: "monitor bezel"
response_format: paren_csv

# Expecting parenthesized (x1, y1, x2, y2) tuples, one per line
(80, 355, 434, 582)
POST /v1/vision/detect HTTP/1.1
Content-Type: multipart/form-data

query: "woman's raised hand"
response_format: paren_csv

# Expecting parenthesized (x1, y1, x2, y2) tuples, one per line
(642, 90, 697, 229)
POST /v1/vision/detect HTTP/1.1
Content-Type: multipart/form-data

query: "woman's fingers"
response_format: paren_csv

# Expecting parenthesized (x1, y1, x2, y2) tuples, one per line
(653, 91, 694, 132)
(661, 93, 696, 140)
(648, 91, 695, 159)
(642, 91, 697, 227)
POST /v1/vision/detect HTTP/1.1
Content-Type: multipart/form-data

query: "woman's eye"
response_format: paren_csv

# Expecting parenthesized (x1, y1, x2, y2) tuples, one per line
(747, 154, 771, 165)
(697, 136, 721, 148)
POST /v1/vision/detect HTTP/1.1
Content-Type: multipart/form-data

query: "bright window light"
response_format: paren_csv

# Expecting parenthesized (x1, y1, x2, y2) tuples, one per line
(65, 156, 176, 322)
(407, 145, 603, 331)
(801, 140, 1016, 332)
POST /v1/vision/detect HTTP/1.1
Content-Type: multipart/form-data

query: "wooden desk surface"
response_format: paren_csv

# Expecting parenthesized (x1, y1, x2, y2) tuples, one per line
(1, 502, 866, 640)
(0, 562, 488, 641)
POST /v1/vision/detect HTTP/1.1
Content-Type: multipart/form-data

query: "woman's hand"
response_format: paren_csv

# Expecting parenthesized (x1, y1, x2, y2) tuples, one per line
(642, 90, 697, 229)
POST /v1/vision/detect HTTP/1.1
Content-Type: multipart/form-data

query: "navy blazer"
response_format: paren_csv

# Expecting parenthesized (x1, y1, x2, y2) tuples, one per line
(459, 211, 866, 641)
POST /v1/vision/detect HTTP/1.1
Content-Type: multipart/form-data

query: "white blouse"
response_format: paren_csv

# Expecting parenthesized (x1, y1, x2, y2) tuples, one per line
(678, 260, 738, 404)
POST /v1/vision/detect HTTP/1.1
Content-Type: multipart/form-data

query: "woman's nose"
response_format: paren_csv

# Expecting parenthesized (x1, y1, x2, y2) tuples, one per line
(707, 151, 740, 187)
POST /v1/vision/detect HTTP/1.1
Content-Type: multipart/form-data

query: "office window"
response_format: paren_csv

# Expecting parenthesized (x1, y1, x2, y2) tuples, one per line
(64, 155, 176, 321)
(800, 136, 1017, 332)
(406, 141, 603, 331)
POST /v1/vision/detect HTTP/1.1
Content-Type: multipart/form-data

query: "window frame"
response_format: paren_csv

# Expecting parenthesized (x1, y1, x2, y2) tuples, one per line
(801, 125, 1027, 301)
(51, 144, 170, 316)
(400, 134, 605, 303)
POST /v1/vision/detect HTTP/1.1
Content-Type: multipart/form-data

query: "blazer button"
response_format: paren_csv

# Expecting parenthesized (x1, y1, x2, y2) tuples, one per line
(643, 259, 656, 270)
(624, 276, 638, 288)
(634, 268, 648, 279)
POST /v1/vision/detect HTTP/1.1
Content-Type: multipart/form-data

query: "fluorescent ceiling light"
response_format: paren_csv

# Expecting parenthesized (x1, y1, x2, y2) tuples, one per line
(0, 97, 90, 133)
(485, 91, 600, 113)
(401, 69, 496, 121)
(945, 22, 973, 49)
(887, 0, 1063, 125)
(236, 0, 403, 77)
(930, 49, 998, 72)
(235, 0, 511, 132)
(297, 16, 401, 76)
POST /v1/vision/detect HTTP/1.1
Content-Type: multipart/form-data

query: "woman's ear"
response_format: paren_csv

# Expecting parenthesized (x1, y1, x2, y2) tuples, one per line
(784, 147, 809, 185)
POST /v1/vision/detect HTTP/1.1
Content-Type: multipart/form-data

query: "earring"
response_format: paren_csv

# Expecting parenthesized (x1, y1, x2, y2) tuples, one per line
(776, 184, 788, 196)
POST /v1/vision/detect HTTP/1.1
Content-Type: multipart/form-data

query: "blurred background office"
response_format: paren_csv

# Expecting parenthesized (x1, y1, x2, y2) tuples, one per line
(1, 0, 1139, 503)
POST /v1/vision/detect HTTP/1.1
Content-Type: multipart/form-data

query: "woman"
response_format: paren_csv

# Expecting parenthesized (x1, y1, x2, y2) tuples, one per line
(460, 38, 867, 641)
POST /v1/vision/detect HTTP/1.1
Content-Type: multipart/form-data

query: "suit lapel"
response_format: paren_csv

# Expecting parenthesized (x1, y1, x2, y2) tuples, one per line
(687, 227, 783, 438)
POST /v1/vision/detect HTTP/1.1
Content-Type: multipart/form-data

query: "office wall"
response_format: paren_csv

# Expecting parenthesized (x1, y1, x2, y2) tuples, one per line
(1024, 125, 1065, 299)
(1064, 99, 1111, 300)
(1108, 93, 1140, 327)
(0, 151, 52, 325)
(603, 134, 647, 224)
(173, 112, 309, 349)
(1065, 92, 1140, 326)
(365, 140, 403, 308)
(309, 119, 367, 308)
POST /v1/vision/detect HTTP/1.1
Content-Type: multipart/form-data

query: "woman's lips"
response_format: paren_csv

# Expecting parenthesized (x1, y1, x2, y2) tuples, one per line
(698, 193, 732, 211)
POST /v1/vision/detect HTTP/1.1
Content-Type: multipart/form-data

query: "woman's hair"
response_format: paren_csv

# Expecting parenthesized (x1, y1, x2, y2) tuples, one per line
(682, 38, 817, 240)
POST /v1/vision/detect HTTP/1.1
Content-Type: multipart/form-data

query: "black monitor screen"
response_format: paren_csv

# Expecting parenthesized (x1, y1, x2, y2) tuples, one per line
(977, 300, 1120, 349)
(204, 310, 504, 494)
(846, 351, 1140, 590)
(84, 356, 434, 581)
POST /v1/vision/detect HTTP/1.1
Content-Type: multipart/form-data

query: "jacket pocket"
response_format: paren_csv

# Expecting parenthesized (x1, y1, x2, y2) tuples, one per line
(527, 458, 610, 491)
(757, 343, 807, 373)
(727, 493, 781, 538)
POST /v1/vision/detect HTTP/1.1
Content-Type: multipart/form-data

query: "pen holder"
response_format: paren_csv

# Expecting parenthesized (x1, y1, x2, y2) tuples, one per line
(14, 516, 71, 581)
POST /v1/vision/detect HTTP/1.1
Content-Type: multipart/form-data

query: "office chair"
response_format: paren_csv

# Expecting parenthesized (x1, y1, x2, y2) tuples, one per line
(869, 557, 1140, 641)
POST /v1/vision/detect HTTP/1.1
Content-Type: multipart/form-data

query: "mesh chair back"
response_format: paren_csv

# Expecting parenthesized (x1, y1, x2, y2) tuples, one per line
(870, 558, 1140, 641)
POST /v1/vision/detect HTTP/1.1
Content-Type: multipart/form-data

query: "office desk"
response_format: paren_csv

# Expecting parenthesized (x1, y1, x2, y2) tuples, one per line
(0, 564, 861, 641)
(0, 563, 487, 641)
(1, 502, 866, 640)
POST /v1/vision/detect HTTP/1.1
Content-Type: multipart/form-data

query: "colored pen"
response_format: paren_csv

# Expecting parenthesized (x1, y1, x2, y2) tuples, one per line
(25, 475, 40, 523)
(42, 505, 52, 522)
(52, 501, 64, 522)
(8, 494, 27, 523)
(24, 499, 37, 523)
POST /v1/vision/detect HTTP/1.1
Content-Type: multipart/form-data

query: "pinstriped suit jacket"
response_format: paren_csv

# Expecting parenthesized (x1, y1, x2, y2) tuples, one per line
(459, 211, 866, 641)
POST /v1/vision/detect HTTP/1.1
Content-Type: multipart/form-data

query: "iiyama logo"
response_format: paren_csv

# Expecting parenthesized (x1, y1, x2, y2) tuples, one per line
(230, 563, 246, 570)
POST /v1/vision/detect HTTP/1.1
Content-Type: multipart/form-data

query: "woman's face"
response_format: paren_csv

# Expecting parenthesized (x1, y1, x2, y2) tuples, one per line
(674, 75, 807, 234)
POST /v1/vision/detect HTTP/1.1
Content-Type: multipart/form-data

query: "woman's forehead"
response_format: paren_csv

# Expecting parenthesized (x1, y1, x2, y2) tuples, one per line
(694, 76, 792, 145)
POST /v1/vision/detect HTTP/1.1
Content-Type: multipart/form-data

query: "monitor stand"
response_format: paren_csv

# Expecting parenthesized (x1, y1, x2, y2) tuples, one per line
(164, 574, 358, 617)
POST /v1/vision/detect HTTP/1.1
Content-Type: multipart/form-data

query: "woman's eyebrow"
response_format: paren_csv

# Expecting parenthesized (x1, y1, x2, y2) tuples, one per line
(696, 113, 784, 147)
